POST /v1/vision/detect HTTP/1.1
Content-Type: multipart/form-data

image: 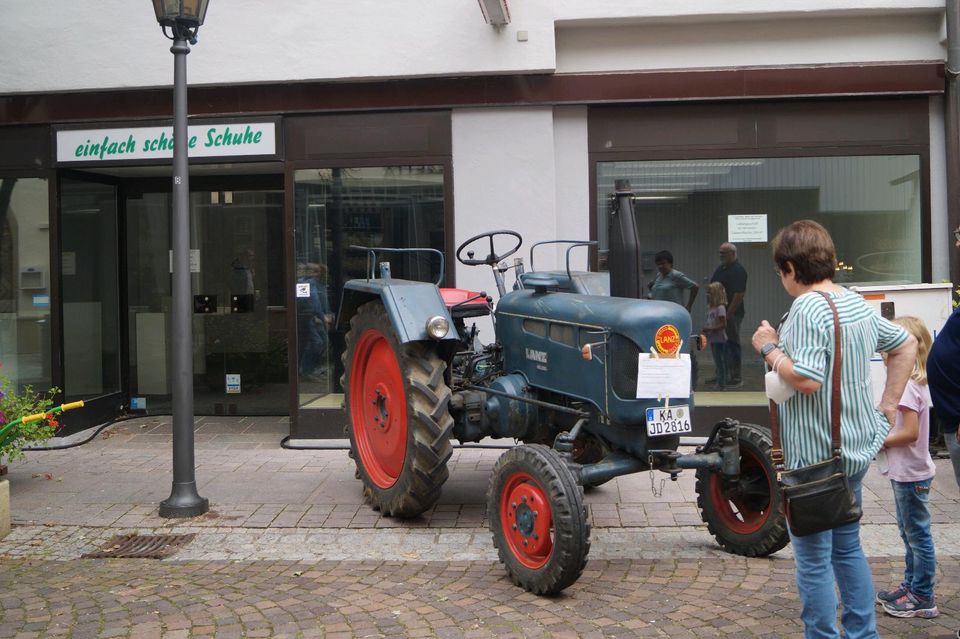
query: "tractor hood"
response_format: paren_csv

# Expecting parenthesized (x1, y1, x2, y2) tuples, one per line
(495, 290, 693, 425)
(496, 290, 692, 355)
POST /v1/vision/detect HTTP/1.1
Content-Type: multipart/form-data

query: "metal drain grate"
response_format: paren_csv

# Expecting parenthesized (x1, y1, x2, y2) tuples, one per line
(82, 533, 196, 559)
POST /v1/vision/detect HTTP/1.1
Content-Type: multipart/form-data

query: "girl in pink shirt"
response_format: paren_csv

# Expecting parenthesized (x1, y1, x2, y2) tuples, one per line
(876, 316, 938, 618)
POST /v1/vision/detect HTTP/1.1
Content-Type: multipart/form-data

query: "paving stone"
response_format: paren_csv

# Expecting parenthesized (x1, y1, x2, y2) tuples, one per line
(3, 418, 960, 637)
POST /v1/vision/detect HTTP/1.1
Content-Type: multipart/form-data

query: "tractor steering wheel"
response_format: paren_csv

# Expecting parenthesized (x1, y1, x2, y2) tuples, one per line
(455, 230, 523, 266)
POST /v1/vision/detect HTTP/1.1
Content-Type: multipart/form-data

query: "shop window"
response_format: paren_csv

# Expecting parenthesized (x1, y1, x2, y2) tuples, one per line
(124, 185, 287, 416)
(293, 166, 446, 410)
(595, 155, 922, 402)
(0, 178, 52, 394)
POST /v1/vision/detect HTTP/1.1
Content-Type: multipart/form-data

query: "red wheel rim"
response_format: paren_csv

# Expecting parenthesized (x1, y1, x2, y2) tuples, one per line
(349, 328, 408, 489)
(709, 447, 772, 534)
(499, 471, 554, 569)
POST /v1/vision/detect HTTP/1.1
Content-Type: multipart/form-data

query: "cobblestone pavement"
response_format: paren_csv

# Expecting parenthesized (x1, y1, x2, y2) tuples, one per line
(2, 416, 959, 637)
(2, 556, 959, 638)
(4, 416, 959, 531)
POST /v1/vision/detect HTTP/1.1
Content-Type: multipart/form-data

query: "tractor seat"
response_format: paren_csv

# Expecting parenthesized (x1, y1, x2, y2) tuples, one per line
(518, 271, 610, 296)
(439, 288, 490, 319)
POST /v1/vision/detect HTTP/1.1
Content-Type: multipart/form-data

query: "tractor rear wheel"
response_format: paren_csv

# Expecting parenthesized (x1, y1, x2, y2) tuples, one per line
(695, 423, 788, 557)
(487, 444, 590, 595)
(343, 300, 454, 518)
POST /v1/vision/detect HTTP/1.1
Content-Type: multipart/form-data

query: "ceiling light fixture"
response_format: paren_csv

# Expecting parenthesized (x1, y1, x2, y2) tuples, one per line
(478, 0, 510, 25)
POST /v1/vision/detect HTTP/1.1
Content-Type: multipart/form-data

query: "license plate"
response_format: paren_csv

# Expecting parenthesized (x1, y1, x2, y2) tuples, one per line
(645, 405, 692, 437)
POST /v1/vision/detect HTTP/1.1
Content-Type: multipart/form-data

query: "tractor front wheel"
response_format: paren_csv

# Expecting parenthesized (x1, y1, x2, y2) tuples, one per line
(695, 423, 788, 557)
(343, 301, 454, 518)
(487, 444, 590, 595)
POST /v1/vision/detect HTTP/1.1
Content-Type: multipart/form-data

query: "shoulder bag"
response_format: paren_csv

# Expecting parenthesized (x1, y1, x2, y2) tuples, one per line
(770, 291, 862, 537)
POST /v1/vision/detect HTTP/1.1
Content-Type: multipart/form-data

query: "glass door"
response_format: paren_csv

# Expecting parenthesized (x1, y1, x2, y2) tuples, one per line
(125, 180, 287, 415)
(293, 166, 446, 434)
(59, 176, 123, 429)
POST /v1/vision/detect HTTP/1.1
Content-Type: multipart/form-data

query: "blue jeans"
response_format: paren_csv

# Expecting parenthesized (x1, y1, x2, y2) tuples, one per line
(724, 313, 742, 382)
(710, 342, 727, 387)
(789, 470, 877, 639)
(297, 314, 328, 375)
(944, 429, 960, 492)
(891, 478, 936, 600)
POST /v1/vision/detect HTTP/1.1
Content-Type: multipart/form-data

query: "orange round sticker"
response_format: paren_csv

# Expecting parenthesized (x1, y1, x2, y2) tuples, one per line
(654, 325, 681, 354)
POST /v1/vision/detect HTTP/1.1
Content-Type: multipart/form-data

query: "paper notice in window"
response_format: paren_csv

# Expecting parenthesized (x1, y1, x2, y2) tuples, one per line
(636, 354, 691, 399)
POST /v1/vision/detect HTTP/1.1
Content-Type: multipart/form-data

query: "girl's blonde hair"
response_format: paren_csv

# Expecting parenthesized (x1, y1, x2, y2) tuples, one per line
(893, 316, 931, 384)
(707, 281, 727, 307)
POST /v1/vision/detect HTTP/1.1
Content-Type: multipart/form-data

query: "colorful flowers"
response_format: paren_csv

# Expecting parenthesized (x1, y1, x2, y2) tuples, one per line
(0, 376, 61, 463)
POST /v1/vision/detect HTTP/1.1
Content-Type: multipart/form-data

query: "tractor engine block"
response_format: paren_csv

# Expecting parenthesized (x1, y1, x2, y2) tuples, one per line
(450, 374, 539, 443)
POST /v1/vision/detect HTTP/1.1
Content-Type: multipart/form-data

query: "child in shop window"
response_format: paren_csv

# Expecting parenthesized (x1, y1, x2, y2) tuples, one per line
(703, 282, 728, 390)
(877, 316, 939, 619)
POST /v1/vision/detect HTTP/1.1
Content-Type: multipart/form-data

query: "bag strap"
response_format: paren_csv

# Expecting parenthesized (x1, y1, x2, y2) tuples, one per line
(819, 291, 843, 456)
(769, 290, 843, 469)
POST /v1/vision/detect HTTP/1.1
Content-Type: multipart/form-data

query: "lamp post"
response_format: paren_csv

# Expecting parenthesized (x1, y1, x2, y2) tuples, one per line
(152, 0, 210, 518)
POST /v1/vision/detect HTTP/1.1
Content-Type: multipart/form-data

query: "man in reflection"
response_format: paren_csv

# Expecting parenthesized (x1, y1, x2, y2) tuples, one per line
(710, 242, 747, 388)
(297, 262, 333, 383)
(648, 250, 699, 312)
(231, 247, 256, 310)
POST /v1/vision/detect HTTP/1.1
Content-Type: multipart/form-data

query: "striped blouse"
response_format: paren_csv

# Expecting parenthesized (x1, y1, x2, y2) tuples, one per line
(778, 289, 909, 475)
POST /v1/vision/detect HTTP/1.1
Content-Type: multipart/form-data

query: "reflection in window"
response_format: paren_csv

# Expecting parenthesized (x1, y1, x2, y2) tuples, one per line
(0, 178, 52, 394)
(294, 166, 446, 406)
(596, 155, 922, 402)
(61, 180, 121, 400)
(597, 156, 922, 285)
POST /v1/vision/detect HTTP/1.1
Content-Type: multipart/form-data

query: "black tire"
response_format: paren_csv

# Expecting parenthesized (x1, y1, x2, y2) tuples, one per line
(487, 444, 590, 595)
(695, 423, 789, 557)
(342, 300, 454, 518)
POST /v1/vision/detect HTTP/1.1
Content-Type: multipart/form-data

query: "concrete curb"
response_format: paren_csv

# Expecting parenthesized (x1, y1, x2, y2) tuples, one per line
(0, 479, 9, 540)
(5, 521, 960, 562)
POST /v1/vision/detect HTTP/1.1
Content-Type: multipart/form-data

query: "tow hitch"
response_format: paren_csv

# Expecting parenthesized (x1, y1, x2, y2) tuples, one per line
(576, 419, 742, 488)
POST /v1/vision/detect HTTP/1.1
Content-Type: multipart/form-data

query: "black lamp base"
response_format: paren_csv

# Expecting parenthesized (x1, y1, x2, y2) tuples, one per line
(159, 482, 209, 518)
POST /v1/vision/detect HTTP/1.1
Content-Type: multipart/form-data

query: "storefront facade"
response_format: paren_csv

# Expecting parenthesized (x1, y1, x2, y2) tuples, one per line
(0, 2, 954, 438)
(0, 112, 454, 437)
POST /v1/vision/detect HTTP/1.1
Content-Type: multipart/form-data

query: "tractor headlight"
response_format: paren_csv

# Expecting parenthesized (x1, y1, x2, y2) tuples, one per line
(425, 315, 450, 340)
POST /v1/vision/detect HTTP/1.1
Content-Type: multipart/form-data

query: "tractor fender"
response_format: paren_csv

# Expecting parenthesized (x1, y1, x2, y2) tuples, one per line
(336, 279, 458, 343)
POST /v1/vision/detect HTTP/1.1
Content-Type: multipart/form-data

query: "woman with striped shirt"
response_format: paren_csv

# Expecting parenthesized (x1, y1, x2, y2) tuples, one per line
(751, 220, 917, 639)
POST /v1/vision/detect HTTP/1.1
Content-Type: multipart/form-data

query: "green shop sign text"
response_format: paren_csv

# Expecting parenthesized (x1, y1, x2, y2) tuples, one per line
(73, 125, 266, 159)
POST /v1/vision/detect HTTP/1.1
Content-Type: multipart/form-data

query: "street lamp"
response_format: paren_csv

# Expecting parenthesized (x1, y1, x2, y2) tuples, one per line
(152, 0, 210, 518)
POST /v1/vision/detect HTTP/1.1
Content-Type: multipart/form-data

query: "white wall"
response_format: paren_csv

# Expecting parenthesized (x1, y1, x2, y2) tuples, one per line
(0, 1, 948, 95)
(553, 0, 944, 24)
(0, 0, 556, 94)
(556, 13, 944, 73)
(451, 107, 558, 338)
(552, 106, 591, 269)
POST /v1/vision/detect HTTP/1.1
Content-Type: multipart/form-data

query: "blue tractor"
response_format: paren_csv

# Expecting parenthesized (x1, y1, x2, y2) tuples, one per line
(338, 185, 788, 595)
